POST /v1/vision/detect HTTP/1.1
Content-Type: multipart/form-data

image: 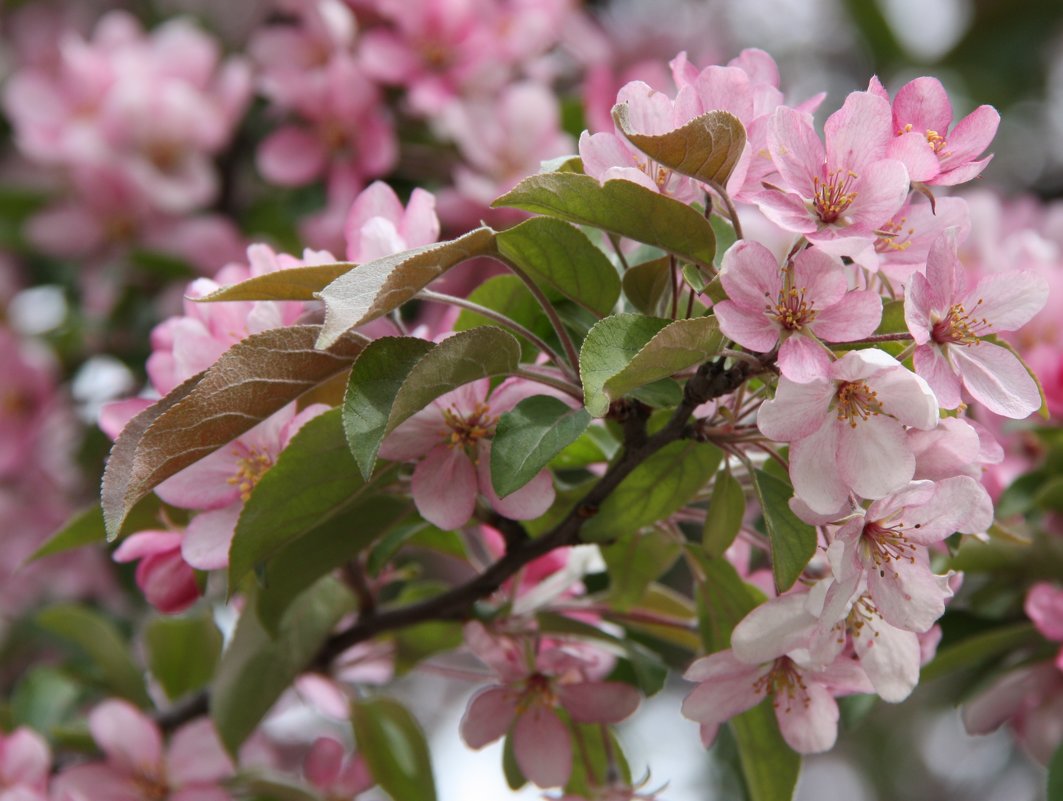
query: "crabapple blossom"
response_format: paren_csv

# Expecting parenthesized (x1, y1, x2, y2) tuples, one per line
(0, 726, 51, 801)
(460, 622, 640, 788)
(757, 348, 939, 515)
(963, 663, 1063, 764)
(906, 230, 1048, 417)
(51, 700, 234, 801)
(868, 75, 1000, 186)
(713, 241, 881, 382)
(343, 181, 441, 263)
(378, 381, 561, 530)
(1025, 582, 1063, 669)
(303, 737, 374, 799)
(112, 530, 200, 614)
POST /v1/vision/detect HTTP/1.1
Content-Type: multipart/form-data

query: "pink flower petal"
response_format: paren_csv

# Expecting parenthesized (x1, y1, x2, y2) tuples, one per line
(777, 336, 831, 383)
(512, 706, 572, 788)
(167, 719, 233, 786)
(838, 415, 913, 501)
(825, 91, 892, 172)
(0, 729, 50, 787)
(181, 504, 241, 570)
(963, 271, 1049, 333)
(789, 420, 848, 515)
(914, 345, 963, 410)
(460, 686, 519, 748)
(951, 341, 1042, 419)
(557, 681, 640, 724)
(714, 301, 780, 353)
(775, 679, 838, 754)
(304, 737, 344, 789)
(411, 445, 478, 530)
(88, 700, 163, 780)
(852, 612, 920, 702)
(768, 106, 822, 197)
(812, 290, 882, 342)
(757, 378, 834, 441)
(257, 126, 328, 186)
(940, 105, 1000, 170)
(892, 77, 952, 134)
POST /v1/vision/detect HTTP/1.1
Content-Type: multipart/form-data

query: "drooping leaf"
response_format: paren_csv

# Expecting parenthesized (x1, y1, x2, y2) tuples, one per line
(255, 495, 410, 633)
(613, 106, 747, 187)
(102, 325, 366, 539)
(316, 227, 497, 348)
(343, 329, 520, 479)
(491, 396, 591, 498)
(703, 467, 746, 556)
(36, 605, 150, 705)
(579, 314, 671, 417)
(622, 256, 672, 315)
(493, 174, 716, 267)
(581, 440, 722, 542)
(601, 529, 682, 610)
(602, 316, 723, 405)
(229, 408, 390, 588)
(351, 697, 437, 801)
(145, 614, 222, 701)
(752, 469, 817, 593)
(211, 577, 355, 755)
(495, 217, 620, 316)
(195, 263, 355, 302)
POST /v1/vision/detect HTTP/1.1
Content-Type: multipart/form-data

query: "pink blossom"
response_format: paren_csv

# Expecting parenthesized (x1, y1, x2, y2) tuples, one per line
(51, 700, 234, 801)
(756, 91, 910, 252)
(0, 726, 51, 801)
(1026, 583, 1063, 670)
(714, 241, 881, 382)
(460, 623, 640, 788)
(343, 181, 440, 263)
(112, 531, 200, 614)
(303, 737, 374, 799)
(0, 329, 60, 482)
(905, 231, 1048, 417)
(869, 75, 1000, 186)
(757, 348, 939, 514)
(378, 380, 560, 530)
(963, 663, 1063, 765)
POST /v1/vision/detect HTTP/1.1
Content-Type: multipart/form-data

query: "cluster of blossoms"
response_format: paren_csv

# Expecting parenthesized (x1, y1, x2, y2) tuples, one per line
(6, 6, 1063, 797)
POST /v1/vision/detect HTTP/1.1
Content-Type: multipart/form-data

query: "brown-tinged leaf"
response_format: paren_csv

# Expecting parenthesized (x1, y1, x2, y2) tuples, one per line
(102, 325, 365, 539)
(613, 106, 747, 187)
(316, 227, 497, 348)
(194, 264, 355, 302)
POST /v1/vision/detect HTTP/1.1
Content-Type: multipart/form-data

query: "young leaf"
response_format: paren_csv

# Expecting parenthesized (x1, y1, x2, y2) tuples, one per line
(581, 440, 722, 542)
(491, 395, 592, 498)
(36, 605, 150, 705)
(601, 529, 682, 611)
(613, 106, 747, 187)
(622, 256, 672, 316)
(752, 469, 817, 593)
(229, 408, 389, 587)
(453, 274, 555, 358)
(102, 325, 366, 539)
(145, 614, 222, 701)
(602, 316, 723, 405)
(579, 314, 671, 417)
(316, 226, 497, 348)
(495, 217, 620, 316)
(351, 697, 438, 801)
(343, 329, 521, 478)
(211, 577, 355, 755)
(195, 263, 354, 302)
(493, 173, 716, 267)
(703, 468, 746, 556)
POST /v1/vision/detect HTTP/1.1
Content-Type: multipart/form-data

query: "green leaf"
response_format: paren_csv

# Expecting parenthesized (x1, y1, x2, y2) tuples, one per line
(316, 227, 497, 348)
(36, 605, 150, 705)
(493, 173, 716, 267)
(10, 667, 82, 731)
(694, 548, 764, 652)
(1049, 739, 1063, 801)
(601, 529, 682, 610)
(102, 325, 366, 539)
(502, 733, 527, 790)
(877, 299, 907, 334)
(343, 329, 521, 479)
(920, 623, 1040, 682)
(229, 408, 392, 588)
(613, 106, 747, 187)
(703, 468, 746, 556)
(563, 722, 631, 797)
(496, 217, 620, 316)
(602, 316, 723, 405)
(239, 776, 323, 801)
(32, 496, 171, 562)
(550, 426, 613, 470)
(581, 440, 722, 542)
(351, 697, 437, 801)
(579, 314, 671, 417)
(491, 396, 591, 497)
(255, 496, 409, 633)
(146, 614, 222, 701)
(710, 214, 738, 260)
(622, 256, 671, 316)
(453, 274, 555, 358)
(752, 469, 817, 593)
(196, 264, 354, 302)
(212, 578, 355, 755)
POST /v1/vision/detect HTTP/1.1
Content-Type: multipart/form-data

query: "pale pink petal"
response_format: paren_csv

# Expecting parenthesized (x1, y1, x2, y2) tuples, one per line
(768, 106, 822, 197)
(482, 460, 555, 519)
(344, 182, 404, 241)
(845, 160, 909, 231)
(753, 189, 819, 234)
(99, 398, 152, 440)
(1026, 583, 1063, 641)
(378, 407, 446, 461)
(601, 166, 659, 193)
(789, 421, 848, 515)
(852, 613, 920, 702)
(756, 378, 834, 441)
(731, 593, 817, 664)
(578, 131, 635, 181)
(940, 105, 1000, 169)
(951, 341, 1042, 418)
(825, 91, 892, 172)
(401, 188, 441, 248)
(0, 729, 50, 786)
(888, 131, 940, 182)
(903, 475, 993, 543)
(153, 445, 243, 510)
(304, 737, 344, 788)
(963, 272, 1049, 333)
(50, 764, 144, 801)
(167, 719, 233, 786)
(838, 415, 913, 501)
(792, 247, 847, 308)
(914, 344, 963, 410)
(719, 240, 784, 310)
(512, 706, 571, 788)
(930, 155, 993, 186)
(88, 700, 163, 779)
(557, 681, 640, 724)
(411, 445, 477, 530)
(715, 301, 780, 353)
(904, 273, 935, 345)
(777, 335, 831, 383)
(355, 217, 406, 262)
(869, 551, 951, 632)
(460, 687, 518, 749)
(893, 77, 952, 134)
(870, 359, 939, 429)
(113, 531, 184, 562)
(775, 680, 838, 753)
(812, 290, 882, 342)
(257, 126, 328, 186)
(181, 504, 241, 570)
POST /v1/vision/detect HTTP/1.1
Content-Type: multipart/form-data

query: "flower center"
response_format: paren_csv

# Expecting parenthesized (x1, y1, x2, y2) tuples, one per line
(769, 270, 816, 330)
(632, 154, 673, 193)
(228, 448, 275, 502)
(812, 169, 858, 224)
(834, 380, 882, 428)
(753, 658, 809, 714)
(874, 215, 915, 254)
(517, 672, 558, 713)
(860, 517, 919, 576)
(931, 301, 987, 346)
(442, 402, 496, 450)
(897, 123, 951, 158)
